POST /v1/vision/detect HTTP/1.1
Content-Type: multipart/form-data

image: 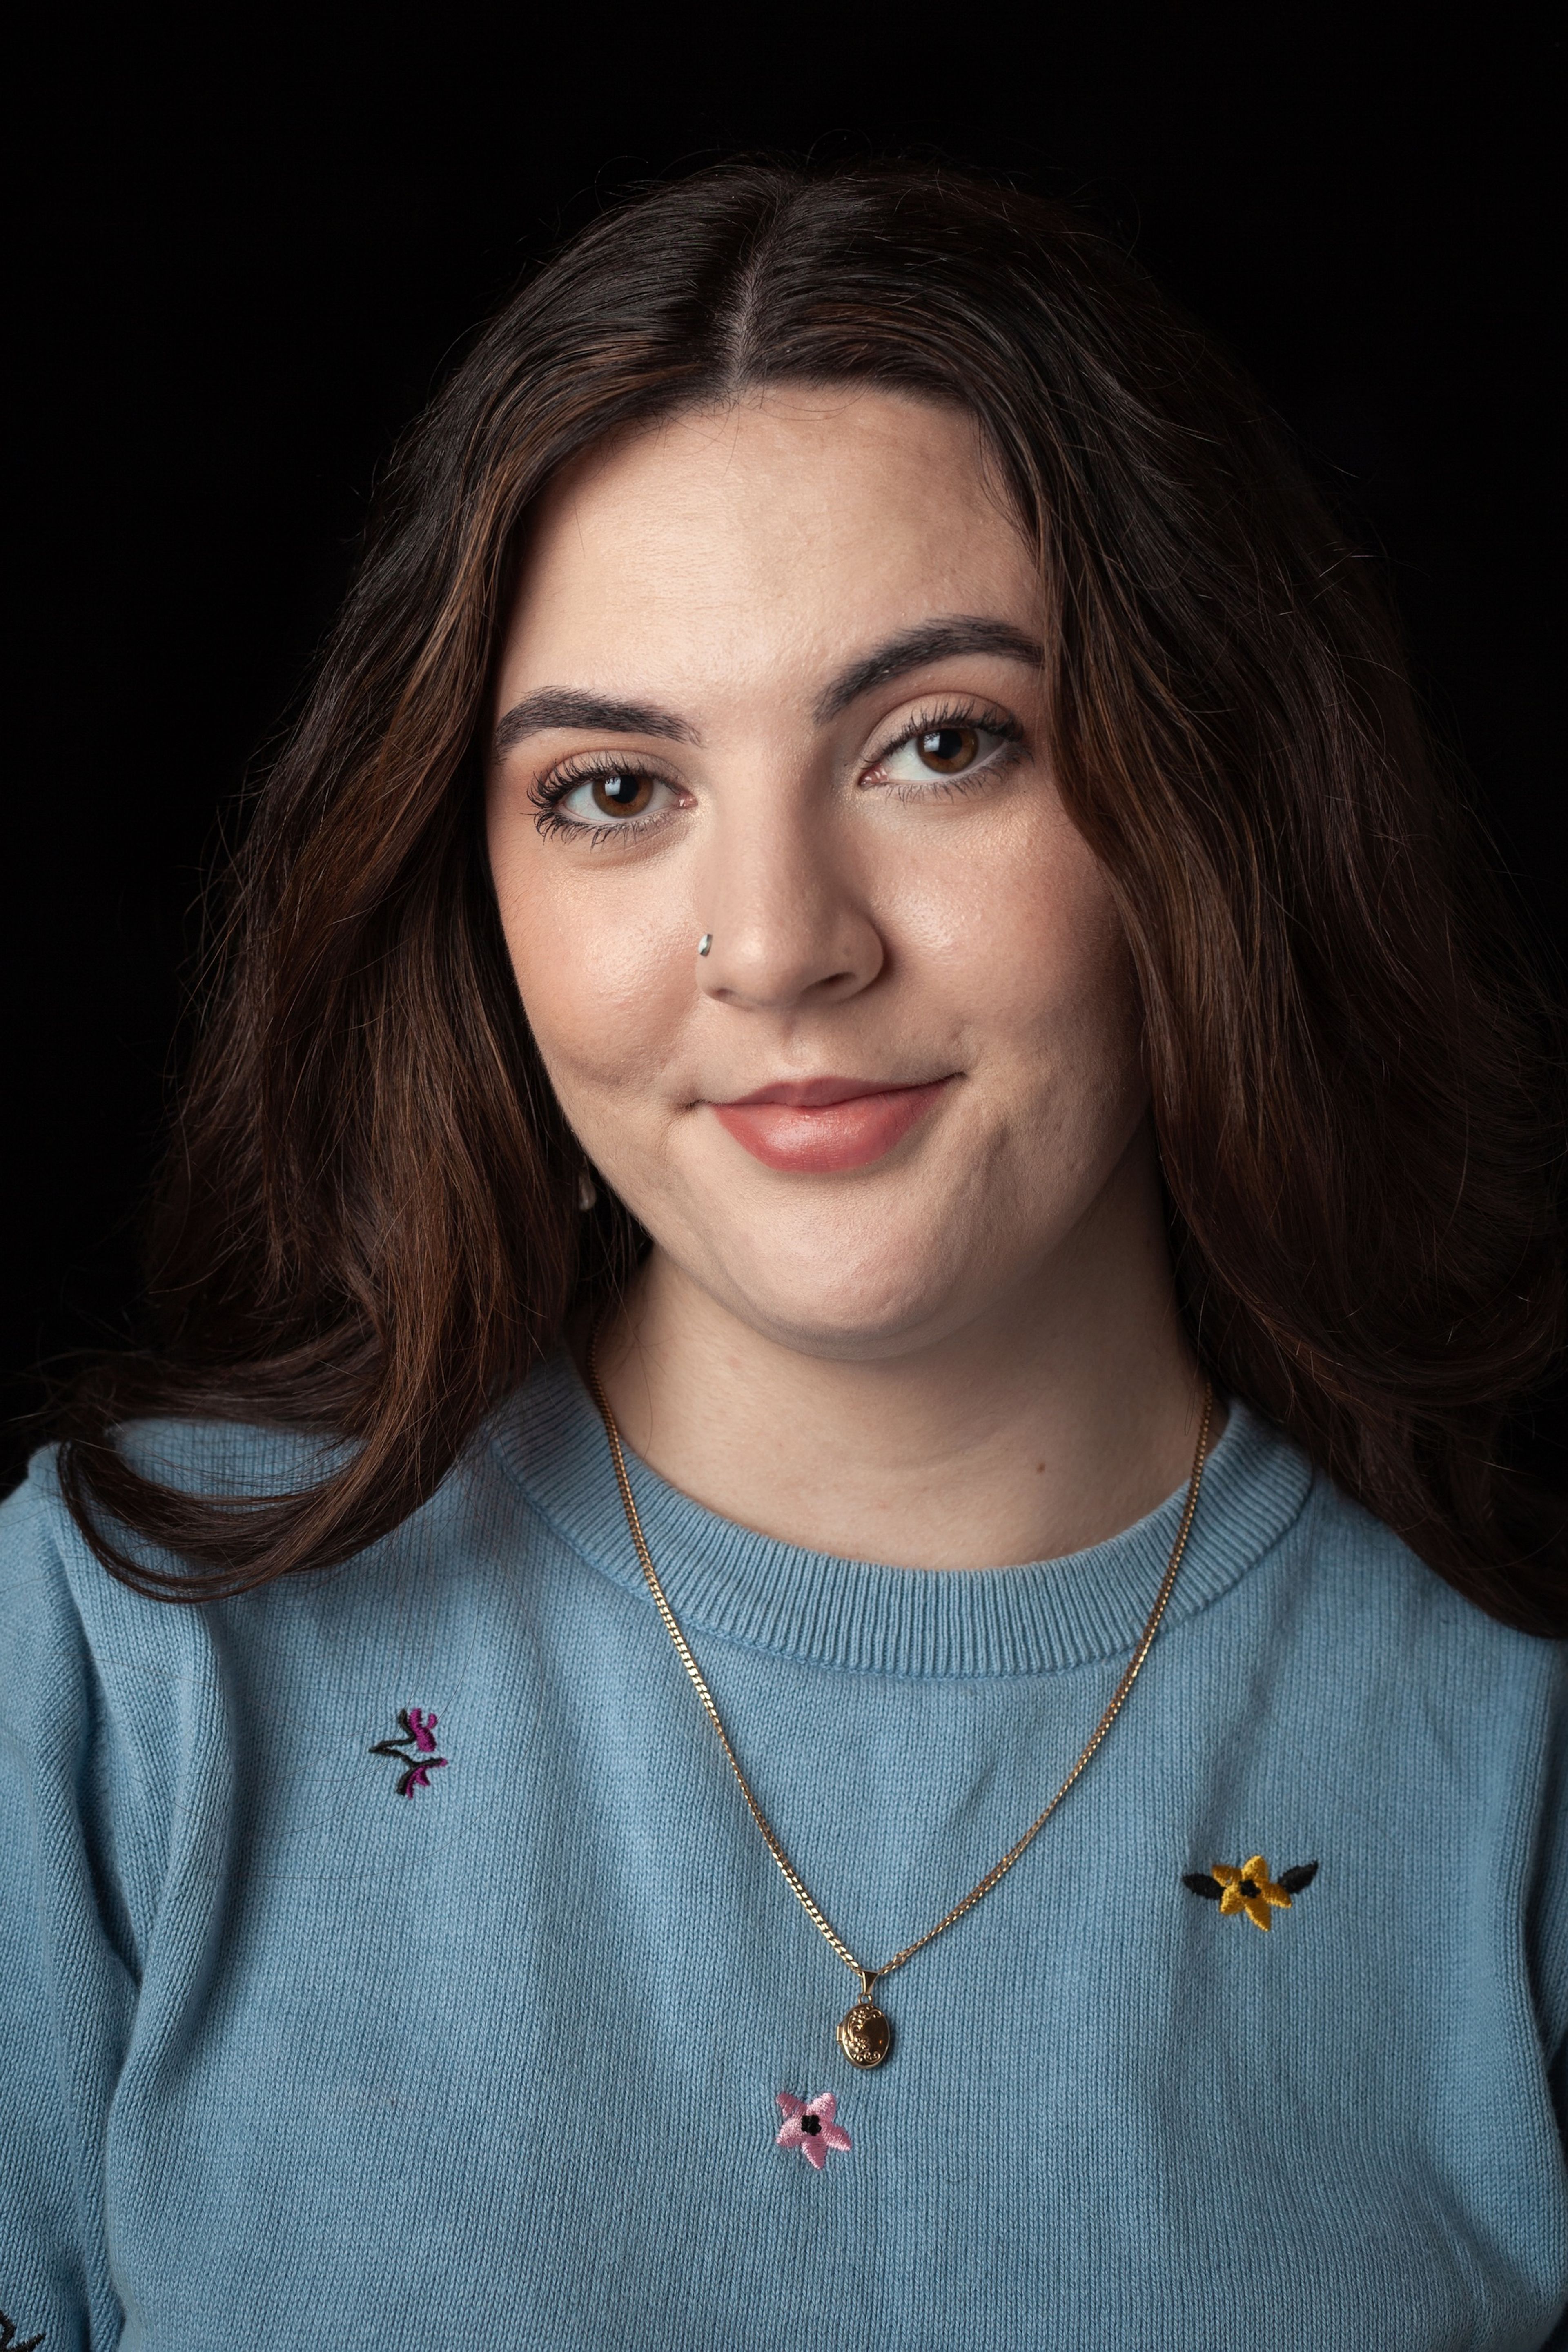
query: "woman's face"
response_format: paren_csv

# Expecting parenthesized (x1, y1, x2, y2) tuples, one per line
(487, 390, 1150, 1362)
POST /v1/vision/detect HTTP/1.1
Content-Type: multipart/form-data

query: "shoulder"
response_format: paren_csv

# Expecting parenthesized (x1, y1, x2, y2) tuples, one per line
(0, 1417, 350, 1672)
(1215, 1425, 1568, 2059)
(1201, 1404, 1561, 1711)
(1224, 1418, 1566, 1842)
(1290, 1463, 1564, 1696)
(0, 1408, 560, 1916)
(0, 1395, 570, 1685)
(1273, 1458, 1566, 1914)
(0, 1429, 316, 1784)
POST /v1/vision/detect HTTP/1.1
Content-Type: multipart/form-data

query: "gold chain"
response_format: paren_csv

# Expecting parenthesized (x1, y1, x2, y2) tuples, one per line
(588, 1339, 1214, 2015)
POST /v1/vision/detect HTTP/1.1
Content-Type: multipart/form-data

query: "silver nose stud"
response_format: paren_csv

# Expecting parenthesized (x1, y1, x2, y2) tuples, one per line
(697, 933, 713, 957)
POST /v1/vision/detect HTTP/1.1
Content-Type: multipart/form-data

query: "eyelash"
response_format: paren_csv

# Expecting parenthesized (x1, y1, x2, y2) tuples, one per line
(862, 701, 1024, 797)
(527, 699, 1025, 842)
(527, 755, 686, 846)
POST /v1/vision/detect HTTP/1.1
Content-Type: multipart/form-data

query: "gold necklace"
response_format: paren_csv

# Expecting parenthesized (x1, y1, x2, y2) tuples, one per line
(588, 1341, 1214, 2072)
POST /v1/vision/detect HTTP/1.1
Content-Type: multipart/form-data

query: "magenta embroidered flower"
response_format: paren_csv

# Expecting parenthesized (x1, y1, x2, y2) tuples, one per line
(369, 1707, 449, 1796)
(776, 2091, 852, 2170)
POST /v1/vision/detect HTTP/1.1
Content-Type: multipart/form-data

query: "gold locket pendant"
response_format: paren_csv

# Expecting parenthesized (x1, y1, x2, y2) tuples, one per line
(836, 1974, 893, 2069)
(589, 1341, 1215, 2100)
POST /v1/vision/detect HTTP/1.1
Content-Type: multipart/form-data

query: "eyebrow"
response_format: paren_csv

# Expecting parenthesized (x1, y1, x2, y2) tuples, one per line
(490, 614, 1043, 759)
(811, 615, 1042, 723)
(491, 688, 699, 757)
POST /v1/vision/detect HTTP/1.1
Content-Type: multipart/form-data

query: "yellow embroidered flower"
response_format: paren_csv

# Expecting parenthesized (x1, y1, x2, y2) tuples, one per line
(1210, 1855, 1292, 1930)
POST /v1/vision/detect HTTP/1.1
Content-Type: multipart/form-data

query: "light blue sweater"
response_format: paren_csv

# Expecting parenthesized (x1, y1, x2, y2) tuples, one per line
(2, 1354, 1565, 2350)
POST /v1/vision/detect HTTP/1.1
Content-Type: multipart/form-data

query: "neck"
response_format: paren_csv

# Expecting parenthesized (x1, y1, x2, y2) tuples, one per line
(591, 1140, 1218, 1571)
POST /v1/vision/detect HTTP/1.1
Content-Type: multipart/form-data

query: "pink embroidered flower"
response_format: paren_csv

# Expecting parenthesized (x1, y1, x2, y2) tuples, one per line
(776, 2091, 852, 2170)
(369, 1706, 448, 1796)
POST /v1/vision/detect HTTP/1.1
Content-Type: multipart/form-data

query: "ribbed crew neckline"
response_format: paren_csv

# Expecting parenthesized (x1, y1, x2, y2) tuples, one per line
(492, 1352, 1314, 1678)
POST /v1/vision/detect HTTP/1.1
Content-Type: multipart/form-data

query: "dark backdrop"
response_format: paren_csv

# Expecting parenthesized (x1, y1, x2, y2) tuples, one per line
(10, 7, 1561, 1491)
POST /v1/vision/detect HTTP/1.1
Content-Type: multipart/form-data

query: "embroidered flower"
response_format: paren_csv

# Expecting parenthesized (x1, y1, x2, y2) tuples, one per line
(776, 2090, 852, 2170)
(1183, 1854, 1319, 1929)
(370, 1706, 449, 1797)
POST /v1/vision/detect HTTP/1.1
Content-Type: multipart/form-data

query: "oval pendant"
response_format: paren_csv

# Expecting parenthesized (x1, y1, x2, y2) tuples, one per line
(836, 1998, 893, 2069)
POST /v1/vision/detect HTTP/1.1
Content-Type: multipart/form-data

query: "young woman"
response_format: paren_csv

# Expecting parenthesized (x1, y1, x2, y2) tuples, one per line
(3, 165, 1564, 2351)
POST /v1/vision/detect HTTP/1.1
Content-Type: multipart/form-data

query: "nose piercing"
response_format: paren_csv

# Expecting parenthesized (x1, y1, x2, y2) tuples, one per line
(697, 933, 713, 957)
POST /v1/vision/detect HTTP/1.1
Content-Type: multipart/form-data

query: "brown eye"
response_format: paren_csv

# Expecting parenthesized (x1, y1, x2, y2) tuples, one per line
(590, 771, 655, 817)
(916, 726, 980, 775)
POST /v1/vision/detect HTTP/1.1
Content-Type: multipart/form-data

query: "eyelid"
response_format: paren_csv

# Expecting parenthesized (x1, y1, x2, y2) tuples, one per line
(531, 746, 684, 800)
(527, 748, 689, 844)
(860, 697, 1023, 778)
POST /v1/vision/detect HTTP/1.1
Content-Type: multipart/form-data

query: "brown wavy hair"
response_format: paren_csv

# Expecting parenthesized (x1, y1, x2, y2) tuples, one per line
(54, 161, 1567, 1632)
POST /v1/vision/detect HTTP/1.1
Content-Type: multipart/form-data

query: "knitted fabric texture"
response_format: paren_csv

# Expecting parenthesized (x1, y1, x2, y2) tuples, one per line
(2, 1356, 1565, 2350)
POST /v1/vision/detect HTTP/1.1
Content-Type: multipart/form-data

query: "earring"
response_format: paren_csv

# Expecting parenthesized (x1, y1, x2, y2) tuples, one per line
(577, 1170, 598, 1212)
(697, 933, 713, 957)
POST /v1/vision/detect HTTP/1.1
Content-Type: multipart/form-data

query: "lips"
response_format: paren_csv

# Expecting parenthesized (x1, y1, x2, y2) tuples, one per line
(708, 1076, 954, 1173)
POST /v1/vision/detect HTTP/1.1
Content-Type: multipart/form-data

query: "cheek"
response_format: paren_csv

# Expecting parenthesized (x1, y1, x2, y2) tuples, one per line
(967, 844, 1146, 1233)
(1025, 858, 1141, 1077)
(488, 829, 690, 1111)
(1029, 862, 1143, 1133)
(902, 802, 1141, 1097)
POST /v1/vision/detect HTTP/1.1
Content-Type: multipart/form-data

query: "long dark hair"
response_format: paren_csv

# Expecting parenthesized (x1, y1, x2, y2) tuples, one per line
(54, 162, 1566, 1632)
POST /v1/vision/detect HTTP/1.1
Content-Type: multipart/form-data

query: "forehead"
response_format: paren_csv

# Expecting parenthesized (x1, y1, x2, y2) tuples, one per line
(499, 390, 1037, 705)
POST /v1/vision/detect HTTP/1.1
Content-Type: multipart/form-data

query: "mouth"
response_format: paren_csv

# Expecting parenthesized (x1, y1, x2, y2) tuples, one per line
(707, 1075, 957, 1174)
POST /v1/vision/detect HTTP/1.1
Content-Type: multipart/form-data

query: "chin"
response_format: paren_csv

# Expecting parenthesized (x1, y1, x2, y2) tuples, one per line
(697, 1222, 984, 1362)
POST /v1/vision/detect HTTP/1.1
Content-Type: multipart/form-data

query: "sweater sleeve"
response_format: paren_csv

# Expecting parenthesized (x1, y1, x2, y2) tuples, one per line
(0, 1477, 136, 2351)
(1534, 1645, 1568, 2152)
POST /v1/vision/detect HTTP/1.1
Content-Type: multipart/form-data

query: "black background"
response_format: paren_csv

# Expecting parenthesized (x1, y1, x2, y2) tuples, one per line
(9, 6, 1561, 1490)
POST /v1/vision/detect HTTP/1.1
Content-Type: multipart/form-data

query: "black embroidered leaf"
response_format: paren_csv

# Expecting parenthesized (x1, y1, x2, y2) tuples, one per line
(1279, 1862, 1319, 1894)
(370, 1739, 412, 1759)
(0, 2314, 46, 2352)
(396, 1708, 414, 1737)
(1182, 1871, 1223, 1900)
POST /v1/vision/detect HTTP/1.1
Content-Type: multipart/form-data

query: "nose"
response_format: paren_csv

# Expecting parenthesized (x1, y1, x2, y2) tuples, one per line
(694, 797, 884, 1012)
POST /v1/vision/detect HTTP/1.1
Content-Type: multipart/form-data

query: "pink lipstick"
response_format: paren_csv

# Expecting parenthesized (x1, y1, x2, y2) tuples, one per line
(709, 1076, 953, 1173)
